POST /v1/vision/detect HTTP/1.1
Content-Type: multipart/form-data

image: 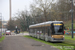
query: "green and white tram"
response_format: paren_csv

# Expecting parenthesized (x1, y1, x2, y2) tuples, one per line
(29, 21, 64, 42)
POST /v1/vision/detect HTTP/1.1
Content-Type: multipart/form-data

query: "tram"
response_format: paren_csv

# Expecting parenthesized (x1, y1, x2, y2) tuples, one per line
(29, 21, 64, 42)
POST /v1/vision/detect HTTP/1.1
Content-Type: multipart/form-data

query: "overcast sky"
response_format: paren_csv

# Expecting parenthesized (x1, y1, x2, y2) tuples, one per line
(0, 0, 33, 21)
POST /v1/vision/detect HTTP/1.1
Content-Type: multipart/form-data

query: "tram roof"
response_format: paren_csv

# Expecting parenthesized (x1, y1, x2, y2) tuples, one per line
(29, 21, 63, 28)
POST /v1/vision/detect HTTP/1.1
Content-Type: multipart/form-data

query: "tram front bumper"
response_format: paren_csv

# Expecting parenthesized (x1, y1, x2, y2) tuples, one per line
(50, 38, 64, 42)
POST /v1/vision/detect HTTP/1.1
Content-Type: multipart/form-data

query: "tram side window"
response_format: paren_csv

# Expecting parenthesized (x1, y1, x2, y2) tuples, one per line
(39, 28, 42, 34)
(45, 27, 48, 35)
(36, 28, 39, 34)
(40, 27, 43, 35)
(48, 26, 51, 36)
(34, 29, 37, 33)
(42, 27, 45, 35)
(32, 29, 34, 34)
(39, 27, 42, 34)
(30, 29, 34, 33)
(33, 29, 36, 34)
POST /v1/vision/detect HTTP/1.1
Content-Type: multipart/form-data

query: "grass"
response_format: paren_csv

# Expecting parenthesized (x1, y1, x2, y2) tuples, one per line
(65, 35, 75, 41)
(24, 35, 75, 50)
(0, 36, 5, 42)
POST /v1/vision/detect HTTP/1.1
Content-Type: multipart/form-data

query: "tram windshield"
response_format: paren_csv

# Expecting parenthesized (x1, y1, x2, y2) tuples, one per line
(52, 25, 64, 35)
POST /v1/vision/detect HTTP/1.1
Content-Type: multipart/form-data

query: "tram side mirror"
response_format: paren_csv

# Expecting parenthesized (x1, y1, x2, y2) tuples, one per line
(51, 23, 54, 29)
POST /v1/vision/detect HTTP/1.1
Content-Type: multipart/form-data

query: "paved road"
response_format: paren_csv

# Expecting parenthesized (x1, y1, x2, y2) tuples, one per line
(0, 33, 59, 50)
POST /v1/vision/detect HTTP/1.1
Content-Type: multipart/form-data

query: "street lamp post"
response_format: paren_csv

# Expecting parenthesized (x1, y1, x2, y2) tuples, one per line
(9, 0, 11, 21)
(71, 0, 73, 38)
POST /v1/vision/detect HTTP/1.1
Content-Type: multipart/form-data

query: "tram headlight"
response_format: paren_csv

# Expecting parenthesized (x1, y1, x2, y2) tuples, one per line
(63, 36, 64, 37)
(52, 36, 53, 38)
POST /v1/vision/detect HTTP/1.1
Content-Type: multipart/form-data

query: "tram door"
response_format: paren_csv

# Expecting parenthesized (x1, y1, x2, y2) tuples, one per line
(48, 26, 51, 36)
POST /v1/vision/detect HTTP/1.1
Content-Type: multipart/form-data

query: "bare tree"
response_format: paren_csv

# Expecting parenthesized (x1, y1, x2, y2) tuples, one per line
(7, 18, 15, 30)
(30, 0, 52, 22)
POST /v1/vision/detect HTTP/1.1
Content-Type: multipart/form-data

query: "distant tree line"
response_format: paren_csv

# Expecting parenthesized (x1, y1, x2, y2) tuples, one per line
(7, 0, 75, 31)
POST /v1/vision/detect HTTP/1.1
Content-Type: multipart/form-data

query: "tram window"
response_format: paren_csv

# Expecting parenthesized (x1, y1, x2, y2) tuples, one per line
(40, 31, 42, 33)
(39, 28, 42, 34)
(45, 27, 48, 35)
(33, 29, 35, 33)
(30, 29, 33, 33)
(37, 28, 40, 34)
(34, 29, 36, 33)
(42, 27, 45, 35)
(48, 26, 51, 36)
